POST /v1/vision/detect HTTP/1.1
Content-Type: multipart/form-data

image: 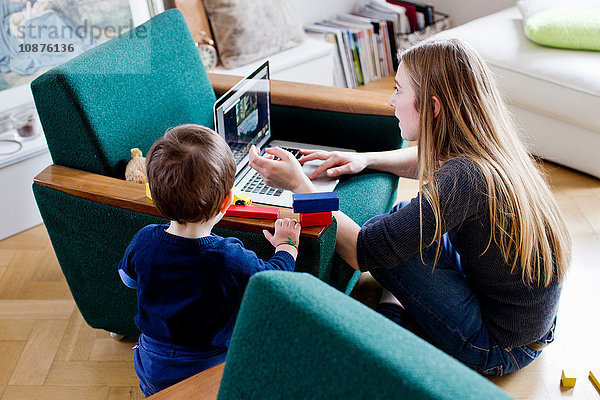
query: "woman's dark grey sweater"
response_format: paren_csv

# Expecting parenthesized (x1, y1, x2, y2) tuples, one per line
(356, 158, 561, 349)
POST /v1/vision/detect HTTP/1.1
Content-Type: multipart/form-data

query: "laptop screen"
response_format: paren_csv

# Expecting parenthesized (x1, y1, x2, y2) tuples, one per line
(213, 61, 271, 173)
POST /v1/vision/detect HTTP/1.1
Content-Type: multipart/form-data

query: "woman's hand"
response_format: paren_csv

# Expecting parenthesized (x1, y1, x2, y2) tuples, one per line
(249, 145, 316, 193)
(298, 150, 368, 180)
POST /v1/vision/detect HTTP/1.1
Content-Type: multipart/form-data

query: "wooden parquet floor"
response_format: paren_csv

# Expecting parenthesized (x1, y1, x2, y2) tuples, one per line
(0, 225, 144, 399)
(0, 161, 598, 399)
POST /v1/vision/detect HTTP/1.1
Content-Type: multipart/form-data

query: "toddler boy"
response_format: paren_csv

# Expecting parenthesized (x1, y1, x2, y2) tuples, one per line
(118, 124, 300, 396)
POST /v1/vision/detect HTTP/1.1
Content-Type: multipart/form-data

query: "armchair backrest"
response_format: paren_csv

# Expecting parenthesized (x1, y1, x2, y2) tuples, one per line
(31, 9, 216, 178)
(218, 271, 513, 400)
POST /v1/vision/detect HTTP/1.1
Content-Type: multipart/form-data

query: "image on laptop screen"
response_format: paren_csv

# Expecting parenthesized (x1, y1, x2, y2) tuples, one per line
(214, 61, 271, 167)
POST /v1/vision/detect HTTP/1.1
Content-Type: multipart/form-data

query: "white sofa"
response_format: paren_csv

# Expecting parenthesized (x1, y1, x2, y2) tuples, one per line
(434, 7, 600, 179)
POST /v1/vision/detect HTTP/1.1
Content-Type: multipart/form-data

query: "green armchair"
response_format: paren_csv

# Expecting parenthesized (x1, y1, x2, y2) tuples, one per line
(31, 9, 404, 339)
(218, 271, 513, 399)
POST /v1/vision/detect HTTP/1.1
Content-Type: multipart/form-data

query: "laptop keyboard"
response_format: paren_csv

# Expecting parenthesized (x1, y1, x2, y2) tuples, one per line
(242, 173, 284, 196)
(280, 146, 302, 159)
(241, 146, 303, 196)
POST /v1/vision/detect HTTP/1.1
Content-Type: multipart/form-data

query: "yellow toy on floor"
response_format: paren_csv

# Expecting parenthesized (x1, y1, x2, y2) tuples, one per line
(590, 370, 599, 392)
(561, 369, 576, 387)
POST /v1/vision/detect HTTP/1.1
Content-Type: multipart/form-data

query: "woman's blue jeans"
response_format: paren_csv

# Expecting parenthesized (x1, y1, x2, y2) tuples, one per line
(365, 201, 555, 376)
(134, 333, 226, 397)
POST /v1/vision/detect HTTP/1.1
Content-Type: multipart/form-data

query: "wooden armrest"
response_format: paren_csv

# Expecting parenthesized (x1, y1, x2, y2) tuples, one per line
(148, 362, 224, 399)
(208, 74, 394, 117)
(33, 165, 328, 239)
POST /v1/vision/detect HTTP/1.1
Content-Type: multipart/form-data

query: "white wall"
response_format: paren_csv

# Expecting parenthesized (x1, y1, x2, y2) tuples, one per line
(425, 0, 516, 27)
(290, 0, 357, 25)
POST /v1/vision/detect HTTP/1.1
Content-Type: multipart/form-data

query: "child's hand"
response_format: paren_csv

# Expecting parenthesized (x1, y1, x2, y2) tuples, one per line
(263, 218, 301, 259)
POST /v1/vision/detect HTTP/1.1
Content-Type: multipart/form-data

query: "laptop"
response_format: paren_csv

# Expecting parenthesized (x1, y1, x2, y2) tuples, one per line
(213, 61, 354, 208)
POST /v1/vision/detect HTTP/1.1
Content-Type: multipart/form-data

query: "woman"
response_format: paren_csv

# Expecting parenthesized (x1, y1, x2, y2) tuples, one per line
(248, 39, 571, 375)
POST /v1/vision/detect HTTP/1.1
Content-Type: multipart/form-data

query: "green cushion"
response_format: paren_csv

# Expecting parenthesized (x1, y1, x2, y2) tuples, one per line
(219, 271, 514, 400)
(524, 8, 600, 51)
(31, 9, 216, 178)
(337, 170, 399, 226)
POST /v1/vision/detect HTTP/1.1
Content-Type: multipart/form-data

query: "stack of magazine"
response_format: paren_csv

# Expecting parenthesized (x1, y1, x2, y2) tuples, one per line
(305, 0, 450, 88)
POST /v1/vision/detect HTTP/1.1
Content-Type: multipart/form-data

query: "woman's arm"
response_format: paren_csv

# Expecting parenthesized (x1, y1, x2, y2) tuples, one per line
(363, 146, 419, 179)
(332, 211, 360, 270)
(300, 145, 419, 180)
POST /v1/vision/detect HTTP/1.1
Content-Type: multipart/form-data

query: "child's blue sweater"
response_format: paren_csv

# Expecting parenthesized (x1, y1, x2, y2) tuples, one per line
(118, 224, 295, 349)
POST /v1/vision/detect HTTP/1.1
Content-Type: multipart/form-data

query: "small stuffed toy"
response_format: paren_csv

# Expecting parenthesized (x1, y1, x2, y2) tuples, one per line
(125, 148, 147, 183)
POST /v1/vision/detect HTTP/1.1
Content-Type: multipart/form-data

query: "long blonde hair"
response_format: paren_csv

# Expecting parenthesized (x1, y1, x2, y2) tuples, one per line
(401, 39, 571, 286)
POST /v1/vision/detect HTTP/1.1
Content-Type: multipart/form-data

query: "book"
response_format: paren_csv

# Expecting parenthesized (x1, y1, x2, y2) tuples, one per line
(320, 21, 366, 85)
(304, 25, 355, 87)
(352, 11, 393, 76)
(322, 32, 347, 88)
(364, 1, 408, 35)
(387, 0, 418, 32)
(357, 2, 404, 69)
(327, 17, 375, 83)
(416, 11, 425, 30)
(387, 0, 434, 27)
(318, 22, 362, 86)
(338, 13, 385, 79)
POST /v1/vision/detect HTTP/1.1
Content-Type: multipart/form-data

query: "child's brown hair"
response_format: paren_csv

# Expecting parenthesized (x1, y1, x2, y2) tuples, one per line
(146, 124, 236, 224)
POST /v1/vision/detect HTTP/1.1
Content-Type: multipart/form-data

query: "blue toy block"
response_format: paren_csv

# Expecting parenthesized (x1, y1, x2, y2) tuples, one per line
(292, 192, 339, 213)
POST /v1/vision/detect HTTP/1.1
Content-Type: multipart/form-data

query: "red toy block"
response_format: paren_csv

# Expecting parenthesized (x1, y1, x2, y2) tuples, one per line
(225, 205, 280, 219)
(300, 212, 333, 227)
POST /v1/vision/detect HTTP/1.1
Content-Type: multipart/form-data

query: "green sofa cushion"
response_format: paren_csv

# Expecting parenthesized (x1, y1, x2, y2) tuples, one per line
(517, 0, 600, 51)
(219, 271, 513, 400)
(31, 9, 216, 178)
(524, 8, 600, 51)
